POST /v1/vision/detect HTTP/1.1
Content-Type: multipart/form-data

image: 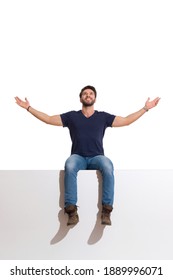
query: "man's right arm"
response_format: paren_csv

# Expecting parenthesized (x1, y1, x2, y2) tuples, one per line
(28, 106, 63, 126)
(15, 97, 63, 126)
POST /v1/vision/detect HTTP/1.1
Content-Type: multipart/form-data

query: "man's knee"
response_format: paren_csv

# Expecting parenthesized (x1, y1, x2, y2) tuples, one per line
(65, 154, 86, 172)
(65, 156, 76, 171)
(99, 156, 114, 172)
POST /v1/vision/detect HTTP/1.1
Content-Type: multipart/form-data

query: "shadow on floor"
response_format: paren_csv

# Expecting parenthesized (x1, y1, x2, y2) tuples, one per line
(50, 170, 106, 245)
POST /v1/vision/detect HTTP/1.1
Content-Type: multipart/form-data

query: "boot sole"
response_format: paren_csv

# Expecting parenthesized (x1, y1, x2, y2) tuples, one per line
(101, 221, 111, 226)
(67, 221, 79, 226)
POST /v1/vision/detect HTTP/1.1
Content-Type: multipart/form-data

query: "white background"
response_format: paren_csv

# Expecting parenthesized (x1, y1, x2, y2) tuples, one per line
(0, 2, 173, 279)
(0, 0, 173, 170)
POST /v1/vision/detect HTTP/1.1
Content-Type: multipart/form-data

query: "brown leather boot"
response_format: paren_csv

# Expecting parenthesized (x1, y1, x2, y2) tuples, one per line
(101, 205, 113, 225)
(64, 205, 79, 226)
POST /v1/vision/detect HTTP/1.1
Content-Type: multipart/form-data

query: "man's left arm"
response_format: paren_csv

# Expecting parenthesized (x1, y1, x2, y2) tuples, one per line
(112, 97, 160, 127)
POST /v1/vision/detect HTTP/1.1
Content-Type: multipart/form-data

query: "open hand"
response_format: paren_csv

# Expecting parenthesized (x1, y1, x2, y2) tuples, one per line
(145, 97, 160, 110)
(15, 97, 30, 110)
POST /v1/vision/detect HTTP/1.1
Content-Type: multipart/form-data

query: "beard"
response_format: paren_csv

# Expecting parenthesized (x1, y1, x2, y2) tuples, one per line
(81, 99, 95, 107)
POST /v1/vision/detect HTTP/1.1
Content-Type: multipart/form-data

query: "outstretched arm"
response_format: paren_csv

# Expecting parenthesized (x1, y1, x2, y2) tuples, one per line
(112, 97, 160, 127)
(14, 97, 63, 126)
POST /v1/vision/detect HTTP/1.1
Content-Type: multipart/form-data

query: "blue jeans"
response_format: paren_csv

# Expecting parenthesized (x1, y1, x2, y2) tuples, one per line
(64, 154, 114, 207)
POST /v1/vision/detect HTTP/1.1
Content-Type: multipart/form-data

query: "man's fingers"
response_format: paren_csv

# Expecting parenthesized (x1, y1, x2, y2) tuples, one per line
(154, 97, 160, 105)
(14, 97, 20, 104)
(15, 97, 22, 102)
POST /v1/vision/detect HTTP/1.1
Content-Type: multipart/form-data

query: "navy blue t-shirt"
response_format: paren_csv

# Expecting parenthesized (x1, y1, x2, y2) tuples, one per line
(60, 110, 115, 157)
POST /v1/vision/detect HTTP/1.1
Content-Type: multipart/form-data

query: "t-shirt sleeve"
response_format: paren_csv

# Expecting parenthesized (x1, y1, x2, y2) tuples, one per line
(104, 112, 116, 127)
(60, 111, 72, 127)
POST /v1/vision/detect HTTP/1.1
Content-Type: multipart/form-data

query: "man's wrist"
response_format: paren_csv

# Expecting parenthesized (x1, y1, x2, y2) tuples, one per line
(143, 106, 149, 112)
(27, 106, 31, 111)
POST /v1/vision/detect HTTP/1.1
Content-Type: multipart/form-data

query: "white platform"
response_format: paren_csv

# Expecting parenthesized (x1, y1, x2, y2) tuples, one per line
(0, 170, 173, 260)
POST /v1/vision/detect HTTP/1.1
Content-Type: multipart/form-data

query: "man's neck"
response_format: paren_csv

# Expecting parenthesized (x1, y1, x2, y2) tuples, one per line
(81, 106, 95, 118)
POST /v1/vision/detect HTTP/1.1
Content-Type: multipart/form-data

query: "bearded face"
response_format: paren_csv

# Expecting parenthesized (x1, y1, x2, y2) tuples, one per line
(80, 89, 96, 107)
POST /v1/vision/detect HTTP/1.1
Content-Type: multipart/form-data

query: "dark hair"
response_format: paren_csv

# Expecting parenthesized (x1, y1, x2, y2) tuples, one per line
(79, 85, 97, 98)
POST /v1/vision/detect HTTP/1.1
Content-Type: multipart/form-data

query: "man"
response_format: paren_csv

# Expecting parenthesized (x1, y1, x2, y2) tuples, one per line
(15, 85, 160, 226)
